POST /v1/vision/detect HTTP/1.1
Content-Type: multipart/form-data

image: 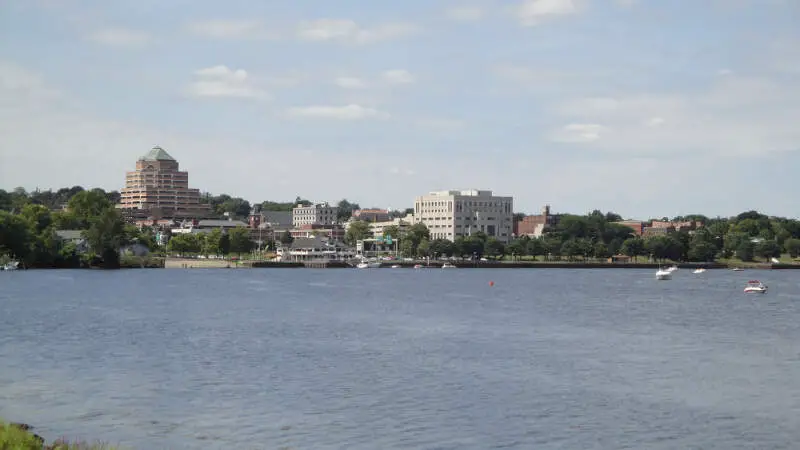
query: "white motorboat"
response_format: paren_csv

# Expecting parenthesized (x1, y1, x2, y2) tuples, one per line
(731, 267, 744, 271)
(666, 265, 679, 272)
(356, 259, 381, 269)
(413, 264, 423, 269)
(743, 280, 767, 294)
(693, 268, 706, 274)
(655, 268, 672, 280)
(390, 264, 400, 269)
(442, 263, 456, 269)
(2, 260, 19, 271)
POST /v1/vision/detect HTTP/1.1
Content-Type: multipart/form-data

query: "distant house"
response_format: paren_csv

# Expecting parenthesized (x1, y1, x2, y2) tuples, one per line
(120, 243, 150, 257)
(55, 230, 90, 253)
(276, 236, 354, 261)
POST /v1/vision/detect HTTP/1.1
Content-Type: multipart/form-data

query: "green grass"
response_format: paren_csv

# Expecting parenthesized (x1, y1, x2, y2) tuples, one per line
(0, 421, 119, 450)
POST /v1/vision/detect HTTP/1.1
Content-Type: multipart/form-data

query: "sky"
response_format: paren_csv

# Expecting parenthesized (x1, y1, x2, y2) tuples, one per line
(1, 0, 799, 219)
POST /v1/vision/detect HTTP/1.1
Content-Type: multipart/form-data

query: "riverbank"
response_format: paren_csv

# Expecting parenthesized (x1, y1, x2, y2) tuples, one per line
(0, 421, 117, 449)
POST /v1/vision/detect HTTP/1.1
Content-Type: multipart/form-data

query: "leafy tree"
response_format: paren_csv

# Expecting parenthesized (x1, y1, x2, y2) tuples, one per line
(644, 235, 683, 261)
(0, 189, 13, 211)
(754, 240, 781, 260)
(67, 190, 112, 228)
(167, 233, 202, 254)
(785, 238, 800, 258)
(83, 208, 126, 268)
(736, 241, 755, 261)
(345, 220, 372, 245)
(279, 231, 294, 245)
(417, 238, 430, 257)
(526, 238, 545, 260)
(429, 239, 456, 257)
(20, 204, 52, 234)
(336, 199, 360, 223)
(506, 237, 527, 259)
(228, 227, 254, 255)
(621, 237, 645, 261)
(383, 225, 401, 241)
(203, 228, 224, 256)
(0, 211, 33, 260)
(593, 242, 610, 259)
(484, 238, 505, 259)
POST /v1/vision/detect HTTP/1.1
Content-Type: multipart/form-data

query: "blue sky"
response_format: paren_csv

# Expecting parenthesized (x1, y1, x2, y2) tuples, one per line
(1, 0, 798, 219)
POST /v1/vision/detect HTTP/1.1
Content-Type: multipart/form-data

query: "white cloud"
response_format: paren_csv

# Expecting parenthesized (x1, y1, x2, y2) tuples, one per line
(445, 6, 485, 21)
(286, 104, 386, 120)
(296, 19, 418, 44)
(87, 28, 151, 47)
(382, 69, 415, 85)
(516, 0, 581, 26)
(184, 20, 275, 39)
(551, 123, 608, 143)
(185, 65, 268, 99)
(549, 74, 800, 156)
(334, 77, 367, 89)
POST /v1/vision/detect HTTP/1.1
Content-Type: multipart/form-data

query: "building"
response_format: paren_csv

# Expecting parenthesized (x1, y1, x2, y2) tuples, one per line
(515, 205, 561, 238)
(118, 146, 210, 219)
(292, 202, 339, 227)
(170, 219, 249, 235)
(614, 220, 645, 236)
(352, 209, 391, 222)
(289, 224, 346, 242)
(276, 237, 354, 262)
(413, 189, 514, 243)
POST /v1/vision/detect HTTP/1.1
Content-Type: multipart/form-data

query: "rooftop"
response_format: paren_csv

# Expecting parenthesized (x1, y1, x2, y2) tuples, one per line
(139, 146, 176, 162)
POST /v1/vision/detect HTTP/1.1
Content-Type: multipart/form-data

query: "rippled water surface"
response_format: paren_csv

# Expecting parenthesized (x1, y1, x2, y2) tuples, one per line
(2, 268, 800, 449)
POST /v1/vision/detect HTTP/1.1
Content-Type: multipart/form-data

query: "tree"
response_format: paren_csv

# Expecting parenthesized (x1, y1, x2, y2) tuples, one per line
(67, 190, 112, 228)
(736, 241, 755, 261)
(0, 211, 33, 261)
(785, 238, 800, 258)
(203, 228, 224, 256)
(506, 238, 527, 260)
(83, 208, 126, 268)
(593, 242, 610, 259)
(228, 227, 254, 255)
(688, 241, 717, 262)
(383, 225, 401, 241)
(526, 238, 545, 260)
(336, 199, 360, 223)
(167, 233, 202, 254)
(644, 235, 683, 261)
(484, 238, 505, 259)
(754, 240, 781, 260)
(429, 239, 456, 257)
(621, 237, 645, 261)
(417, 238, 430, 257)
(279, 231, 294, 245)
(345, 220, 372, 245)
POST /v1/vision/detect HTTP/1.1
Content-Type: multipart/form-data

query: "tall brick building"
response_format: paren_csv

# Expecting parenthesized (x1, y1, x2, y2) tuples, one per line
(118, 146, 210, 219)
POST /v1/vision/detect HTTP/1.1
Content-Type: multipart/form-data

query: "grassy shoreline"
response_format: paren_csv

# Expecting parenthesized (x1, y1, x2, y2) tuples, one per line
(0, 421, 118, 450)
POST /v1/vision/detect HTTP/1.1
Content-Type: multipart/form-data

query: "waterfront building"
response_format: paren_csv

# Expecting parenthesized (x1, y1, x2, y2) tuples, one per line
(118, 146, 210, 219)
(413, 189, 514, 243)
(352, 208, 391, 222)
(514, 205, 561, 238)
(292, 202, 339, 227)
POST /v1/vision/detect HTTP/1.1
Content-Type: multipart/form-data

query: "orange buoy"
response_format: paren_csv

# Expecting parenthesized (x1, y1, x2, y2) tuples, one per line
(489, 281, 494, 287)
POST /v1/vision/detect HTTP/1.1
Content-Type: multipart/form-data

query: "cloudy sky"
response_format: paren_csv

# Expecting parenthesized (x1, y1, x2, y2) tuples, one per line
(1, 0, 798, 219)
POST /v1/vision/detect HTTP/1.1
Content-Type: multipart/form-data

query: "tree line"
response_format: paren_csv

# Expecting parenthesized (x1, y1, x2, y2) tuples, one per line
(344, 210, 800, 262)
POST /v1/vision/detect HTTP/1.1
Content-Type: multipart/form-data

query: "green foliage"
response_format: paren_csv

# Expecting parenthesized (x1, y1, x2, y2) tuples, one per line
(336, 199, 360, 223)
(228, 227, 254, 255)
(1, 420, 119, 449)
(345, 220, 371, 245)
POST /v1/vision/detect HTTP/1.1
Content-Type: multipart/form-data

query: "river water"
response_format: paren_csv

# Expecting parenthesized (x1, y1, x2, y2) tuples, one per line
(1, 268, 800, 449)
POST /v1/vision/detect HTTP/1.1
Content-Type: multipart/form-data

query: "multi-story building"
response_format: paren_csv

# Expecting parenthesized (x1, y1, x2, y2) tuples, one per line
(352, 208, 391, 222)
(413, 189, 514, 243)
(292, 202, 339, 227)
(614, 220, 645, 236)
(118, 146, 210, 219)
(515, 205, 561, 238)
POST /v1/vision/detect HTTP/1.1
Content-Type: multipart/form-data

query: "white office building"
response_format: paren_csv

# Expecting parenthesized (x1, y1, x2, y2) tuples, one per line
(413, 189, 514, 243)
(292, 202, 339, 227)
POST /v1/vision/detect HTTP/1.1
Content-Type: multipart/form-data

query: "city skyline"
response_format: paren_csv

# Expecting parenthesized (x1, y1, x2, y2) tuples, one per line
(1, 0, 799, 219)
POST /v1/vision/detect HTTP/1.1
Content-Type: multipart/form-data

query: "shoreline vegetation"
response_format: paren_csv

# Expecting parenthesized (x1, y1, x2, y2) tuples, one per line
(2, 186, 800, 271)
(0, 421, 117, 450)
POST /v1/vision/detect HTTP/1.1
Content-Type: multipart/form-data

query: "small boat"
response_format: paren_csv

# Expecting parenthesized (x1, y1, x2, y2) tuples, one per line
(442, 263, 456, 269)
(655, 267, 672, 280)
(666, 265, 678, 272)
(743, 280, 767, 294)
(413, 264, 423, 269)
(731, 267, 744, 271)
(693, 268, 706, 274)
(2, 260, 19, 271)
(390, 264, 400, 269)
(356, 259, 381, 269)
